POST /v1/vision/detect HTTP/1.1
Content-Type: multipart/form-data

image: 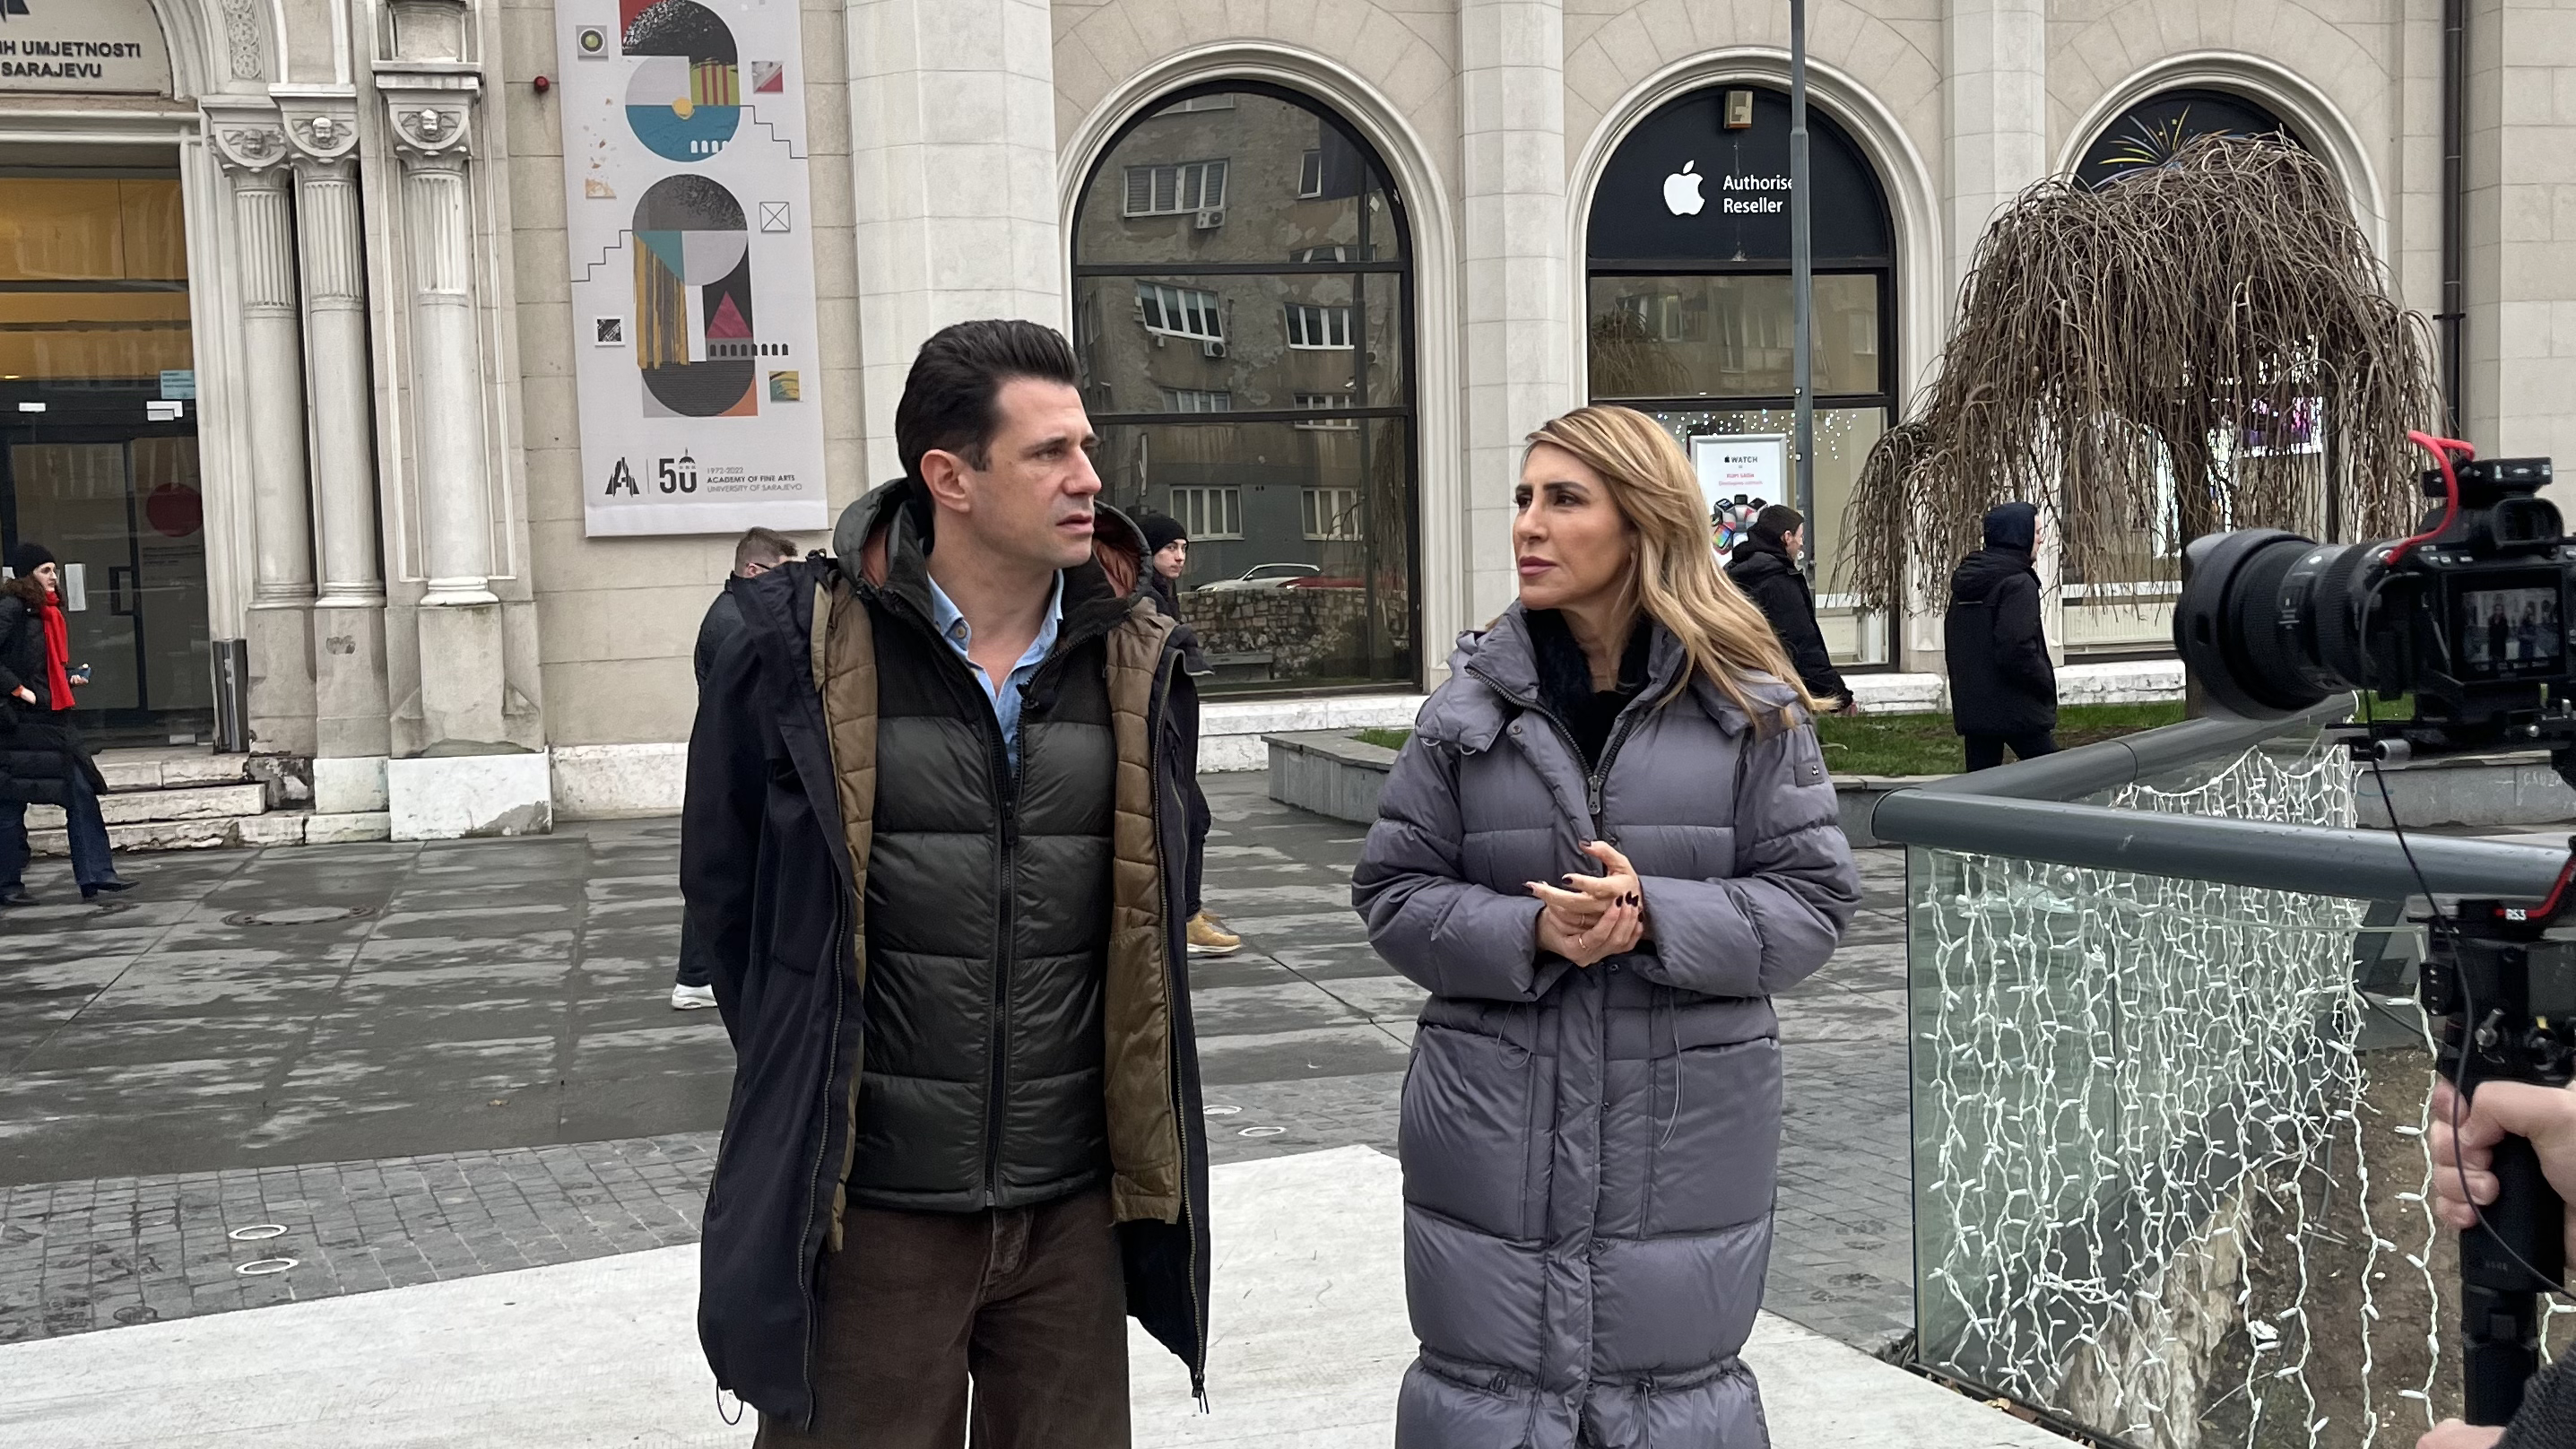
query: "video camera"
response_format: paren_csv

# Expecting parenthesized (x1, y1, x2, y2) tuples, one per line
(2177, 446, 2569, 755)
(2176, 435, 2576, 1426)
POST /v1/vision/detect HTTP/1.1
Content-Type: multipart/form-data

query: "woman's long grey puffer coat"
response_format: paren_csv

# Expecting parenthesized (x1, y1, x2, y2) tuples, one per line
(1352, 607, 1860, 1448)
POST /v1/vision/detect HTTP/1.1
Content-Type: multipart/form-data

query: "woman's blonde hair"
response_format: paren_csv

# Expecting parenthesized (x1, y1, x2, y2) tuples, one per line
(1522, 405, 1817, 729)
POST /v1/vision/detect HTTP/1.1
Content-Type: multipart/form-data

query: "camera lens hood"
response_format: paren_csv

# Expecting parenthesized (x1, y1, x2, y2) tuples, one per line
(2176, 527, 2332, 719)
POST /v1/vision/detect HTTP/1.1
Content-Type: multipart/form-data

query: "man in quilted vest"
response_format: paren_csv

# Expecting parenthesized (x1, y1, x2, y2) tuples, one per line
(681, 321, 1212, 1446)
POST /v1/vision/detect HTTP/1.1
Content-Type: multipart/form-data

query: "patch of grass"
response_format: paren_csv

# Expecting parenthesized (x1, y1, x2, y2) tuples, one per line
(1817, 700, 2187, 777)
(1354, 727, 1413, 751)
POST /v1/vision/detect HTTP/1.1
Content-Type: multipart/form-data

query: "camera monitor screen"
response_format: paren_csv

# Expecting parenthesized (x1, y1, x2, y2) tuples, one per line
(2457, 579, 2566, 679)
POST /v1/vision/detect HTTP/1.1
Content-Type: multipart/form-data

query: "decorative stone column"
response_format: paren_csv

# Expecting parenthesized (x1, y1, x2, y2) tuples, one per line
(283, 100, 392, 819)
(377, 12, 551, 839)
(207, 108, 319, 757)
(380, 82, 509, 751)
(1459, 0, 1571, 628)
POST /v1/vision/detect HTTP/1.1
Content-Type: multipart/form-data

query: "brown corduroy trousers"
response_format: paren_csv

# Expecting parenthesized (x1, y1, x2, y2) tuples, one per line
(752, 1186, 1130, 1449)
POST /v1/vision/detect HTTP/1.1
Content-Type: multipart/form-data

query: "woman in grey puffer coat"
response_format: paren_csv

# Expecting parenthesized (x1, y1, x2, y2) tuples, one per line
(1354, 406, 1860, 1447)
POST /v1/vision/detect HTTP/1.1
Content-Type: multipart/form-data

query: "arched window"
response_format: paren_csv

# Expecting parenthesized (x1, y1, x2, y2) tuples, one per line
(1583, 84, 1895, 668)
(2063, 88, 2311, 655)
(1071, 83, 1418, 694)
(2077, 88, 2298, 190)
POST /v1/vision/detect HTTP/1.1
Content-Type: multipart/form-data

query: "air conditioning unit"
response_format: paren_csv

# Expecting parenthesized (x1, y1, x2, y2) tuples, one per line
(1201, 338, 1227, 360)
(1193, 207, 1225, 230)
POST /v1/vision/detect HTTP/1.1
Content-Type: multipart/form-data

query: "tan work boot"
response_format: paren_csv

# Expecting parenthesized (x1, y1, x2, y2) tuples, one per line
(1185, 912, 1241, 957)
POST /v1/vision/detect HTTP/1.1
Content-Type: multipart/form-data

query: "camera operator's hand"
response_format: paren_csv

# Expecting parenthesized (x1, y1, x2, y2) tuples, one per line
(2419, 1077, 2576, 1449)
(2415, 1420, 2503, 1449)
(2427, 1076, 2576, 1266)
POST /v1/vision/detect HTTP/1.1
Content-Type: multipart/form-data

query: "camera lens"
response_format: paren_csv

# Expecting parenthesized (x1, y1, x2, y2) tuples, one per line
(2174, 528, 2385, 717)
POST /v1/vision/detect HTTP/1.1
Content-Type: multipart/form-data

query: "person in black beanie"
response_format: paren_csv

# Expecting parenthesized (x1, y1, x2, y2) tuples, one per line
(1134, 510, 1236, 957)
(1724, 504, 1851, 712)
(1945, 501, 2059, 771)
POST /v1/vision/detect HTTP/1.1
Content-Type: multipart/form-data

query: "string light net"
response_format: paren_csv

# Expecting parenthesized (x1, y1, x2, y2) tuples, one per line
(1906, 727, 2492, 1448)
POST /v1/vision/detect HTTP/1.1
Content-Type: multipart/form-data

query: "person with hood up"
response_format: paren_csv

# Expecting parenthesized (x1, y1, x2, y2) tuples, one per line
(1132, 508, 1237, 959)
(1944, 501, 2059, 770)
(681, 320, 1211, 1447)
(1352, 404, 1860, 1447)
(1723, 504, 1852, 712)
(0, 541, 126, 904)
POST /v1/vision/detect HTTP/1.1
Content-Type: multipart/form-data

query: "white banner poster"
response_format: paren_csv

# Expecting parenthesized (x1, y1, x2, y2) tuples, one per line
(559, 0, 828, 536)
(1690, 432, 1786, 563)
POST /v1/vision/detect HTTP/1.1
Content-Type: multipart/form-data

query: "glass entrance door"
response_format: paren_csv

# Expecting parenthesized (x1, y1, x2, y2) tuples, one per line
(0, 169, 210, 743)
(2, 424, 211, 741)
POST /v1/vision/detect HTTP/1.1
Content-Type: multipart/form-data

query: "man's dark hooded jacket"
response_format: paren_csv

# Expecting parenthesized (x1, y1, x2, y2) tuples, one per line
(1944, 501, 2056, 736)
(692, 587, 745, 688)
(1725, 531, 1846, 702)
(680, 480, 1211, 1427)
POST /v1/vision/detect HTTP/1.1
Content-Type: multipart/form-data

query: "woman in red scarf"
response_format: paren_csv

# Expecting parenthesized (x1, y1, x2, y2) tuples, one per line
(0, 541, 126, 903)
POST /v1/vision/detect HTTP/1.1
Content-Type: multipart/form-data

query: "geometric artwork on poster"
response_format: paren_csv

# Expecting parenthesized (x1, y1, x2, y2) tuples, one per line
(560, 0, 828, 536)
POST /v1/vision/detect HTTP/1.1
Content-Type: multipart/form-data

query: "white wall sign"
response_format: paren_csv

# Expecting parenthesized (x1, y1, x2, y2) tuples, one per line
(559, 0, 828, 537)
(0, 0, 172, 96)
(1693, 432, 1786, 503)
(1692, 433, 1787, 562)
(1720, 173, 1790, 215)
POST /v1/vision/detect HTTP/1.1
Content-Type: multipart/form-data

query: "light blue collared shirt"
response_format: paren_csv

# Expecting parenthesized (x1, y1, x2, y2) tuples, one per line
(925, 572, 1063, 773)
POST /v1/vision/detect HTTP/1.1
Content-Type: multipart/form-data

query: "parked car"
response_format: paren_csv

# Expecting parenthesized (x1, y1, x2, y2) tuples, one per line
(1197, 563, 1322, 592)
(1284, 574, 1365, 590)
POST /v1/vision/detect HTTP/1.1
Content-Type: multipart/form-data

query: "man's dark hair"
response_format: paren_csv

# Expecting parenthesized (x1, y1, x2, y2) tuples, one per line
(733, 526, 798, 574)
(1753, 504, 1804, 541)
(894, 320, 1081, 482)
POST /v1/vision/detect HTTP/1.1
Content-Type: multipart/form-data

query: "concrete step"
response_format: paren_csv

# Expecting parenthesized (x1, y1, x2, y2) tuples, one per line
(29, 809, 392, 858)
(29, 782, 269, 829)
(30, 816, 239, 856)
(105, 781, 267, 824)
(93, 748, 252, 793)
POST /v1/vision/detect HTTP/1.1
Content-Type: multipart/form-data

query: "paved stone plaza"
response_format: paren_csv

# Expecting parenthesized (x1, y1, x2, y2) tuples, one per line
(0, 774, 1913, 1356)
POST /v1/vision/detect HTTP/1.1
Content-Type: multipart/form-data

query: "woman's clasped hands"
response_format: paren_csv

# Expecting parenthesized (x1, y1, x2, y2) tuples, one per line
(1528, 839, 1648, 967)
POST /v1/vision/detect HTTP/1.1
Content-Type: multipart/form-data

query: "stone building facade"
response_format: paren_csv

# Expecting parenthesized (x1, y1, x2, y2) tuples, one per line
(0, 0, 2562, 833)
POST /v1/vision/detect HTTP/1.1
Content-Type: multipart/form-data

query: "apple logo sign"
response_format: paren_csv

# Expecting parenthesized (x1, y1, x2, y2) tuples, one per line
(1663, 160, 1705, 217)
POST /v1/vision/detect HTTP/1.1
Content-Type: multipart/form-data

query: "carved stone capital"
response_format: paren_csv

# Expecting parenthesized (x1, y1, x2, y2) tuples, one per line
(280, 100, 362, 164)
(203, 102, 291, 173)
(382, 95, 474, 162)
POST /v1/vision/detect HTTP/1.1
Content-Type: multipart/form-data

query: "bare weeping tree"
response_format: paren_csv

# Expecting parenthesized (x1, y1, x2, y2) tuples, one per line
(1841, 135, 2439, 616)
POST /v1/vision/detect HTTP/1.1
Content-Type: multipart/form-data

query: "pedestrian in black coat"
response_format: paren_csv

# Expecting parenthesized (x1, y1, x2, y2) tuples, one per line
(0, 569, 80, 846)
(0, 543, 123, 903)
(1945, 501, 2059, 770)
(671, 526, 799, 1011)
(1725, 504, 1851, 710)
